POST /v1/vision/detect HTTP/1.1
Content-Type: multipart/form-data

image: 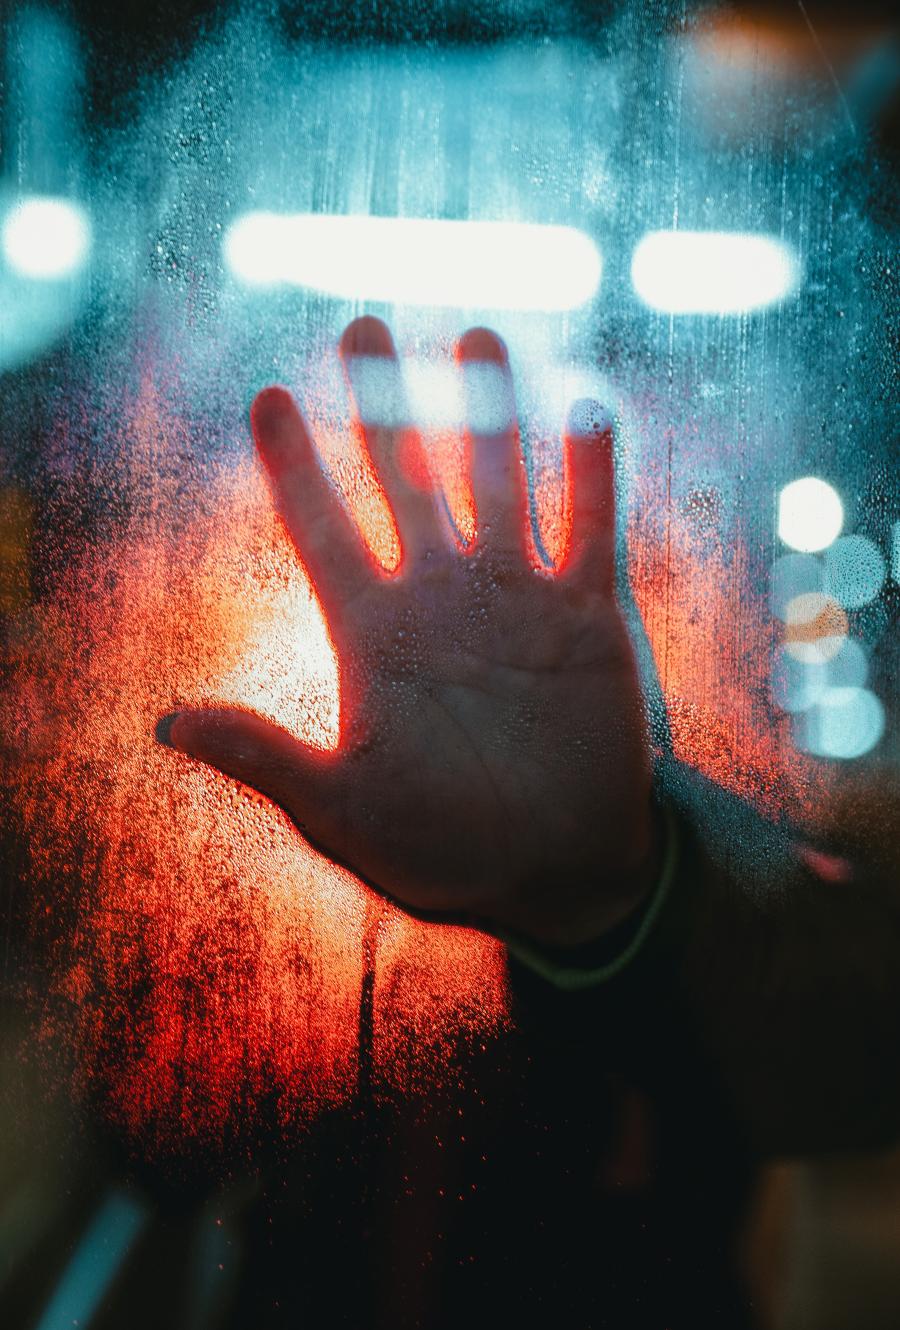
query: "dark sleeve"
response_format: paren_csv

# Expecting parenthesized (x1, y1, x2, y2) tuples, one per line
(505, 761, 900, 1159)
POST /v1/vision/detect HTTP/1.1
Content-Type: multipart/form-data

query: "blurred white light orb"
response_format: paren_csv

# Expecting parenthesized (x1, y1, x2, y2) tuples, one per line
(223, 213, 602, 311)
(797, 687, 885, 761)
(823, 534, 887, 609)
(777, 477, 844, 553)
(2, 196, 91, 279)
(630, 231, 799, 314)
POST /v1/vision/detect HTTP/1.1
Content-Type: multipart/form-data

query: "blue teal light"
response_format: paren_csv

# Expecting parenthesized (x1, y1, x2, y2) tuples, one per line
(34, 1191, 147, 1330)
(0, 8, 90, 371)
(824, 534, 887, 609)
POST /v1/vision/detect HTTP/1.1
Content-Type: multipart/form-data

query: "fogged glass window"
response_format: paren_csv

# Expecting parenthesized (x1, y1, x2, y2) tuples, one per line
(1, 2, 897, 1327)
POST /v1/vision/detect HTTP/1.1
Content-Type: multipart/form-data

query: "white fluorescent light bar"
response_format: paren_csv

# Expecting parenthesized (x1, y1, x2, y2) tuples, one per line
(338, 355, 608, 435)
(223, 213, 602, 311)
(631, 230, 800, 314)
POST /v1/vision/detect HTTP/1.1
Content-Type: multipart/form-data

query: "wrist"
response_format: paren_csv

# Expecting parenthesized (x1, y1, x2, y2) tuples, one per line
(493, 803, 664, 949)
(495, 804, 680, 990)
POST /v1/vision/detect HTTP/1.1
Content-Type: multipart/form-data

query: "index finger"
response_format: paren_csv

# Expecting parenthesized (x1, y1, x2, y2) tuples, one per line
(251, 386, 374, 628)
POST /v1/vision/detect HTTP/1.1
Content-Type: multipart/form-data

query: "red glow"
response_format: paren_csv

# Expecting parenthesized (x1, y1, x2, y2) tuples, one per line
(3, 380, 507, 1156)
(3, 374, 831, 1158)
(423, 427, 477, 549)
(528, 437, 569, 570)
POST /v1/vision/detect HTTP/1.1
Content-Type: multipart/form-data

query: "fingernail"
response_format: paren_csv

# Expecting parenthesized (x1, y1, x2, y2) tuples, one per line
(461, 360, 514, 434)
(345, 354, 405, 428)
(567, 398, 613, 438)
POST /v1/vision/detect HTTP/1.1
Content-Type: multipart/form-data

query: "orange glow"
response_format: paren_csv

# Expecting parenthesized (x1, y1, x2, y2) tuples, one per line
(692, 12, 889, 75)
(423, 428, 477, 548)
(782, 593, 848, 664)
(0, 486, 32, 615)
(311, 415, 402, 574)
(3, 370, 836, 1157)
(2, 377, 508, 1157)
(534, 437, 572, 571)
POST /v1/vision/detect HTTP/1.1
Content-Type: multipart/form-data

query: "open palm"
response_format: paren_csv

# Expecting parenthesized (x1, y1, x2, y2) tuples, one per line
(168, 318, 658, 945)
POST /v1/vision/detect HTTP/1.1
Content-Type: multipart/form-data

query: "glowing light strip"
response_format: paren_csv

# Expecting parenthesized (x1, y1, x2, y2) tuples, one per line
(338, 355, 609, 434)
(223, 213, 602, 310)
(631, 230, 800, 314)
(34, 1191, 147, 1330)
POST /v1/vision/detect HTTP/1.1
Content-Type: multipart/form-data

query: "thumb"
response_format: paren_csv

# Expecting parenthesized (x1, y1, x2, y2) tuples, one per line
(159, 707, 344, 846)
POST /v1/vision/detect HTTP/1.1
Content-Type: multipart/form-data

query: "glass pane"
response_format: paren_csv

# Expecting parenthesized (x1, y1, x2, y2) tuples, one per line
(1, 2, 897, 1327)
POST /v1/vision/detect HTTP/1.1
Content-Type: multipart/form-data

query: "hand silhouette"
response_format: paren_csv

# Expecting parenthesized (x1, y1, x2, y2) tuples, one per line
(166, 317, 659, 946)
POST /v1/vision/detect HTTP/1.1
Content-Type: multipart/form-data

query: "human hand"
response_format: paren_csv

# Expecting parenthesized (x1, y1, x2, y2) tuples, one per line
(164, 318, 659, 946)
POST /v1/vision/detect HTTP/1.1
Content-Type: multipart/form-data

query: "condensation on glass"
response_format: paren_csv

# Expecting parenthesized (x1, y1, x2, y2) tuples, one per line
(0, 0, 897, 1323)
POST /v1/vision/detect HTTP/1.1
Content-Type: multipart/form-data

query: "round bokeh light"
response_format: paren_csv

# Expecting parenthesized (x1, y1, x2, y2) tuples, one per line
(771, 636, 868, 714)
(796, 687, 885, 760)
(1, 196, 91, 280)
(823, 534, 887, 609)
(777, 477, 844, 553)
(783, 591, 848, 664)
